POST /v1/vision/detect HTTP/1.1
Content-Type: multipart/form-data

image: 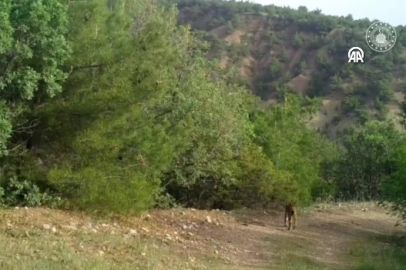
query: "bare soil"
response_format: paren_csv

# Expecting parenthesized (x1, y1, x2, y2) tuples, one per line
(0, 202, 404, 269)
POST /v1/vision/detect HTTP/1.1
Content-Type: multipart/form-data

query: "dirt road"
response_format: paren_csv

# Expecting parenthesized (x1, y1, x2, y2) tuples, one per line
(150, 202, 406, 269)
(0, 202, 404, 269)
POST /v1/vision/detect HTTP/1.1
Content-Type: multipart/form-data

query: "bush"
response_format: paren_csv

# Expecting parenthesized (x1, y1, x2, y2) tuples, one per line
(48, 168, 159, 215)
(383, 138, 406, 220)
(311, 180, 337, 203)
(1, 177, 62, 208)
(343, 96, 361, 113)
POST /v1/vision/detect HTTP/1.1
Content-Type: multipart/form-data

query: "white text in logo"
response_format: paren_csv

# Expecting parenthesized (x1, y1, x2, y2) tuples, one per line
(348, 47, 364, 63)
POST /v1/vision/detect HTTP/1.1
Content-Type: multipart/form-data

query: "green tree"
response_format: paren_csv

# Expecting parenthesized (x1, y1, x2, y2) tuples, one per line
(225, 21, 234, 34)
(0, 0, 70, 156)
(269, 59, 282, 79)
(343, 96, 361, 114)
(36, 0, 258, 214)
(159, 58, 256, 209)
(330, 73, 343, 90)
(292, 33, 304, 48)
(41, 0, 193, 214)
(324, 121, 400, 201)
(232, 143, 299, 208)
(251, 94, 335, 206)
(299, 60, 307, 73)
(383, 137, 406, 220)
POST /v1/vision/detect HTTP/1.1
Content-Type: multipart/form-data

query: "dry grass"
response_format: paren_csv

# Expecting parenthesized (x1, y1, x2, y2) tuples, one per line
(0, 203, 405, 269)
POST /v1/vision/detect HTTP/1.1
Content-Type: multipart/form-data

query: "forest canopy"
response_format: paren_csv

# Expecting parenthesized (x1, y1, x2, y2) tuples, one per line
(0, 0, 406, 221)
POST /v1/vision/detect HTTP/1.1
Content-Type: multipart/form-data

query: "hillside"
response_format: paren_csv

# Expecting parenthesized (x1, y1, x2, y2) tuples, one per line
(3, 1, 406, 254)
(2, 3, 406, 268)
(168, 0, 406, 137)
(1, 203, 405, 269)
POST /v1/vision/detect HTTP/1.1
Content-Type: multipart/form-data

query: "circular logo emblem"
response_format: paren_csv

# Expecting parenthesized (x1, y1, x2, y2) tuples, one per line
(366, 22, 397, 52)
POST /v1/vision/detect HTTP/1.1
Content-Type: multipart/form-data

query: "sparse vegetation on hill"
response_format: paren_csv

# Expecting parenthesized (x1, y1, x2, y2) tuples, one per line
(166, 0, 406, 136)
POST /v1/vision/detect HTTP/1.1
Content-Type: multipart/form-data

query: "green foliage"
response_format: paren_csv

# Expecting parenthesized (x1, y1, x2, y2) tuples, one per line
(355, 109, 371, 124)
(343, 96, 361, 114)
(374, 98, 389, 120)
(330, 73, 343, 90)
(309, 73, 329, 97)
(0, 177, 61, 207)
(251, 94, 336, 206)
(299, 61, 307, 73)
(0, 0, 70, 156)
(383, 137, 406, 220)
(41, 0, 192, 214)
(158, 58, 257, 208)
(225, 21, 234, 34)
(235, 145, 300, 207)
(350, 237, 406, 270)
(368, 77, 394, 102)
(269, 59, 283, 79)
(324, 121, 400, 201)
(1, 0, 406, 219)
(228, 43, 251, 61)
(171, 0, 406, 130)
(340, 63, 355, 80)
(292, 33, 304, 48)
(30, 0, 263, 214)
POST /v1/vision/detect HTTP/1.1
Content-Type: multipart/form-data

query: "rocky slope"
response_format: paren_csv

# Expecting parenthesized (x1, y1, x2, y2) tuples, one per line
(167, 0, 406, 137)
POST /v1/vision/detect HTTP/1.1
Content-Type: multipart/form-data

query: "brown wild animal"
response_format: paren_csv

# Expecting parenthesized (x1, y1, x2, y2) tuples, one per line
(284, 203, 297, 230)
